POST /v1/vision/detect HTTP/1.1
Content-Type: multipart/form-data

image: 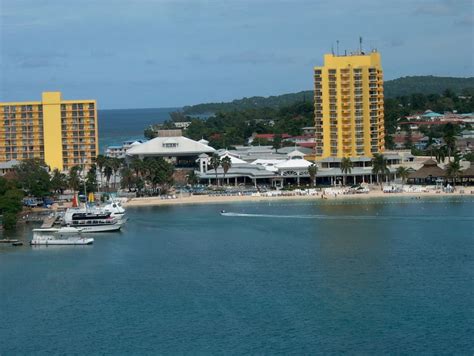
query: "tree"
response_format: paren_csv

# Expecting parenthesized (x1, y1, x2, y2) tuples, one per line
(308, 164, 318, 187)
(221, 156, 232, 185)
(435, 146, 447, 164)
(120, 166, 135, 192)
(272, 134, 282, 153)
(446, 160, 462, 188)
(14, 159, 51, 197)
(86, 164, 98, 193)
(209, 153, 221, 186)
(68, 166, 82, 193)
(142, 157, 174, 195)
(187, 170, 199, 187)
(103, 164, 113, 191)
(109, 158, 121, 190)
(396, 166, 410, 186)
(372, 154, 390, 187)
(442, 123, 457, 162)
(96, 154, 107, 190)
(340, 157, 353, 186)
(0, 177, 24, 230)
(50, 169, 68, 194)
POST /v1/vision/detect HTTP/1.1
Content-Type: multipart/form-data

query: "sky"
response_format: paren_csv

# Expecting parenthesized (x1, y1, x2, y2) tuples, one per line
(1, 0, 473, 109)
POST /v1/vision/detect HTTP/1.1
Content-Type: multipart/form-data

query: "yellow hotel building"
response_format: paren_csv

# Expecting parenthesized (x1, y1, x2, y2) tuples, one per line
(0, 92, 98, 171)
(314, 51, 384, 158)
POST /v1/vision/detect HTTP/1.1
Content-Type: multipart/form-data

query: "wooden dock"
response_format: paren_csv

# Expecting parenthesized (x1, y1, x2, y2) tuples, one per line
(41, 215, 59, 228)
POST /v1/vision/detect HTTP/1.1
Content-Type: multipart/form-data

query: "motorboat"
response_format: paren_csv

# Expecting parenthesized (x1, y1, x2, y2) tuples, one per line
(63, 209, 123, 233)
(33, 226, 83, 237)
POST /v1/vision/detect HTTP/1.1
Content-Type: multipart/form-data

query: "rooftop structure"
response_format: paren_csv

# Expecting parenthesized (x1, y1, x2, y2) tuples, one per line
(127, 135, 215, 161)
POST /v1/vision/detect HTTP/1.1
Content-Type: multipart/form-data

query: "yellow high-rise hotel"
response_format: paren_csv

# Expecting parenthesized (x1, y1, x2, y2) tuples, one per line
(314, 51, 384, 158)
(0, 92, 98, 171)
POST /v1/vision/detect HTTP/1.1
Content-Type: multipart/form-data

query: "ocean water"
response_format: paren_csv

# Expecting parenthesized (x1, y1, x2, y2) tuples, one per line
(1, 197, 473, 354)
(98, 107, 178, 151)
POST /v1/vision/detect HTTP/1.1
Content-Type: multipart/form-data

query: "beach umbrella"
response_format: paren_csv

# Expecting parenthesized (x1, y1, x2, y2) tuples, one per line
(88, 192, 95, 203)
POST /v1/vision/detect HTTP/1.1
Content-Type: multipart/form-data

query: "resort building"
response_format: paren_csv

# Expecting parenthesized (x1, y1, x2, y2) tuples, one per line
(106, 140, 146, 158)
(0, 91, 98, 171)
(126, 134, 215, 167)
(314, 51, 384, 158)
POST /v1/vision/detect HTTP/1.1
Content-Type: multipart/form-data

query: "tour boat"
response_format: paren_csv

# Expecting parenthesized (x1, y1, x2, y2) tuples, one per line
(63, 209, 123, 233)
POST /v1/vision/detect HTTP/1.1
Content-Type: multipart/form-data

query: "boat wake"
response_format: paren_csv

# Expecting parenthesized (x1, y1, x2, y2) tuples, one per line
(220, 212, 473, 221)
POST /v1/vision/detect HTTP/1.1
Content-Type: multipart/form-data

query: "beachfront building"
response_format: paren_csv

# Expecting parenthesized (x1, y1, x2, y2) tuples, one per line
(314, 51, 384, 158)
(106, 140, 145, 159)
(0, 91, 98, 171)
(407, 159, 446, 185)
(126, 134, 215, 167)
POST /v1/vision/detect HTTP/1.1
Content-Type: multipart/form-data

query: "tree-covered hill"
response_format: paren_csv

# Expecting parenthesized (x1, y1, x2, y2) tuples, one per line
(384, 76, 474, 98)
(182, 76, 474, 115)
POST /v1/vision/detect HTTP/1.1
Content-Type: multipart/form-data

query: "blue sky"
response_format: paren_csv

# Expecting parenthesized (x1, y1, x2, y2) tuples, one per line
(1, 0, 473, 109)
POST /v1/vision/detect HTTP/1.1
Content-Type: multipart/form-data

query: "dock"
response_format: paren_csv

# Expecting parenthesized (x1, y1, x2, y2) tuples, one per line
(41, 215, 60, 228)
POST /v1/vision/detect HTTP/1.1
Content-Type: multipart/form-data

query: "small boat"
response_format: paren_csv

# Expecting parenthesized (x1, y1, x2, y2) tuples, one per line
(30, 236, 94, 246)
(31, 226, 93, 245)
(0, 239, 19, 243)
(33, 227, 83, 236)
(12, 242, 23, 246)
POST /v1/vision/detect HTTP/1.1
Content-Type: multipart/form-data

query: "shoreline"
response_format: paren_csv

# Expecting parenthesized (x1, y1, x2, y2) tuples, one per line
(123, 189, 474, 207)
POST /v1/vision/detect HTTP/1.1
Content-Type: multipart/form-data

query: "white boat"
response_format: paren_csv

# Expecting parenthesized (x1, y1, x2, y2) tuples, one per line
(30, 235, 94, 245)
(33, 227, 83, 237)
(63, 209, 123, 233)
(102, 201, 127, 222)
(31, 228, 93, 245)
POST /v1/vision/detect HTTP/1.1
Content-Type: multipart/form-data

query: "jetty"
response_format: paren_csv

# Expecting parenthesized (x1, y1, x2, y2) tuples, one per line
(41, 215, 60, 228)
(0, 239, 19, 243)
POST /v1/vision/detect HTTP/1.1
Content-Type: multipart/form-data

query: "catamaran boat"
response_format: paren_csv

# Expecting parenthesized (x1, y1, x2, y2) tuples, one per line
(31, 227, 94, 245)
(62, 209, 123, 232)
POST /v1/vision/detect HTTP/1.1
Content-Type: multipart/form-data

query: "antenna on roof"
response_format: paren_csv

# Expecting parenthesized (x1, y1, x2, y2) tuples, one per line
(331, 43, 334, 55)
(336, 40, 339, 56)
(359, 36, 363, 54)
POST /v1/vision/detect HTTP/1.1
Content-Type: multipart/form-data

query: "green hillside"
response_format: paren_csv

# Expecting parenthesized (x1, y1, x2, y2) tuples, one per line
(182, 76, 474, 115)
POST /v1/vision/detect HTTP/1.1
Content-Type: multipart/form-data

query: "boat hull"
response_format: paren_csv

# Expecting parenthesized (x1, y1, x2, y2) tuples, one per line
(71, 223, 123, 233)
(30, 238, 94, 245)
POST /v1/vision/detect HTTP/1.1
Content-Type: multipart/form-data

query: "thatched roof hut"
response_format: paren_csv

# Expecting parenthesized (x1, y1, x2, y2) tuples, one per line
(461, 164, 474, 178)
(408, 159, 446, 181)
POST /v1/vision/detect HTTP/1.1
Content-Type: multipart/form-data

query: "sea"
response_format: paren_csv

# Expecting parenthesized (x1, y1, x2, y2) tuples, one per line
(1, 197, 473, 353)
(98, 107, 179, 151)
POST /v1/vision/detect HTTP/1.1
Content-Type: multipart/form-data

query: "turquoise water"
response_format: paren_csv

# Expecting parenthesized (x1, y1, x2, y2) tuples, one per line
(98, 107, 178, 151)
(1, 197, 473, 353)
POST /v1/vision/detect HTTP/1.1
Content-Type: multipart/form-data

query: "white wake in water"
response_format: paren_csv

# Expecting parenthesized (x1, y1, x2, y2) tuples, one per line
(220, 212, 473, 221)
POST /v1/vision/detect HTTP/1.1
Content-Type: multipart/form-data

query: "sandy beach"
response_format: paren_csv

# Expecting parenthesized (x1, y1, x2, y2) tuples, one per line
(123, 188, 474, 207)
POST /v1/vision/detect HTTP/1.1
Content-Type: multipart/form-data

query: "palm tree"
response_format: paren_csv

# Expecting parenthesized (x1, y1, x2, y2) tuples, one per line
(435, 146, 447, 164)
(96, 154, 106, 190)
(371, 153, 389, 188)
(120, 166, 134, 192)
(221, 156, 232, 186)
(110, 158, 121, 190)
(308, 164, 318, 187)
(443, 124, 457, 162)
(68, 166, 81, 193)
(103, 164, 113, 192)
(396, 166, 410, 186)
(340, 157, 353, 186)
(209, 153, 221, 186)
(446, 160, 461, 188)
